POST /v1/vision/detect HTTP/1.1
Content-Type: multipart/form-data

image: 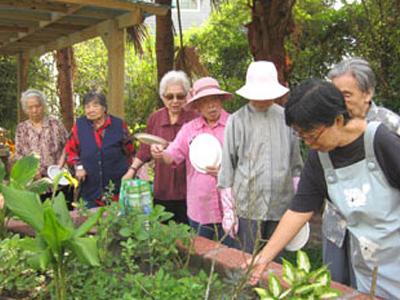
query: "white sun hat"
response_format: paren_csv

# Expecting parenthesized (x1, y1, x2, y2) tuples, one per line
(236, 61, 289, 101)
(189, 133, 222, 174)
(285, 222, 310, 251)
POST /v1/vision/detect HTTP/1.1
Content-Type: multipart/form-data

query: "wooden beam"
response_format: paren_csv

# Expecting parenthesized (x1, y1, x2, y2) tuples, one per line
(117, 9, 142, 29)
(102, 20, 125, 118)
(0, 25, 30, 33)
(17, 52, 30, 122)
(0, 10, 52, 22)
(0, 1, 74, 13)
(28, 10, 143, 57)
(51, 0, 168, 16)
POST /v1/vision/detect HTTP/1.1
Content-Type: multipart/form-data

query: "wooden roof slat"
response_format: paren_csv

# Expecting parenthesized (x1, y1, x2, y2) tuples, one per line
(0, 25, 30, 33)
(0, 9, 52, 22)
(0, 0, 75, 13)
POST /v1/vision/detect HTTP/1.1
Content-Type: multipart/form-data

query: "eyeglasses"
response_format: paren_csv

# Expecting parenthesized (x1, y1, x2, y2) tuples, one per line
(164, 93, 186, 101)
(294, 127, 327, 144)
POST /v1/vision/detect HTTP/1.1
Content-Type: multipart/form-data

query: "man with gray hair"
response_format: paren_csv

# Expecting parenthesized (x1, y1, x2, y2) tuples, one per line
(322, 57, 400, 286)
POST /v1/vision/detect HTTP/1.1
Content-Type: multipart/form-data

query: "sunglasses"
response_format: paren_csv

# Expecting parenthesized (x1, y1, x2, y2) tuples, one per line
(164, 93, 186, 101)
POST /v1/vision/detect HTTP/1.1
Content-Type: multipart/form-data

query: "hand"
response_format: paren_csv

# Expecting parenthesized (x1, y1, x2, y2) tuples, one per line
(242, 254, 270, 285)
(150, 144, 165, 159)
(205, 165, 219, 177)
(75, 169, 87, 182)
(220, 188, 239, 238)
(122, 168, 136, 180)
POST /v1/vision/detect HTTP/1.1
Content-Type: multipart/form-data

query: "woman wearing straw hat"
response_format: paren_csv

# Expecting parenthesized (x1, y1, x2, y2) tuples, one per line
(150, 77, 234, 245)
(218, 61, 303, 253)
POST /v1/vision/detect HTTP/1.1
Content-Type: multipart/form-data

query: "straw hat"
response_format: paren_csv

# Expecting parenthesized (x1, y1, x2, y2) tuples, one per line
(236, 61, 289, 101)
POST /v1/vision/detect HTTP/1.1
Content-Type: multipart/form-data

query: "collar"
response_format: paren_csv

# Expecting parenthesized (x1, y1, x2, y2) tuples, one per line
(90, 114, 111, 130)
(160, 107, 188, 126)
(194, 109, 229, 129)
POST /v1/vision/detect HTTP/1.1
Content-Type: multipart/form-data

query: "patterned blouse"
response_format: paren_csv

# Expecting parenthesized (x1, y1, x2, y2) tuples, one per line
(15, 116, 68, 177)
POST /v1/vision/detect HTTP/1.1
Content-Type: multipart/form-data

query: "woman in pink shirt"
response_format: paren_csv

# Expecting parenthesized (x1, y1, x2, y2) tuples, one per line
(151, 77, 233, 245)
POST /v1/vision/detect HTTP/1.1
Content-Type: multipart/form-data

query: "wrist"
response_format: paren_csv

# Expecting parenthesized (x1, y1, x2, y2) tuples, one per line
(129, 165, 138, 172)
(75, 164, 84, 171)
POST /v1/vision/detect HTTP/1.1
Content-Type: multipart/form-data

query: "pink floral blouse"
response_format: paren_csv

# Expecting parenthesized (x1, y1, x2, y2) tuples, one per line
(15, 116, 68, 177)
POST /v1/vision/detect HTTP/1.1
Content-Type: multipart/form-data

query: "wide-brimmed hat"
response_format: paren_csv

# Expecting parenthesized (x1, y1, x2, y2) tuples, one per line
(185, 77, 232, 108)
(236, 61, 289, 101)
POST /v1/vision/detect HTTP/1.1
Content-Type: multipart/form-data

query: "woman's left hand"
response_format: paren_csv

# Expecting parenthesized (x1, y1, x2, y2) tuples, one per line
(206, 165, 220, 177)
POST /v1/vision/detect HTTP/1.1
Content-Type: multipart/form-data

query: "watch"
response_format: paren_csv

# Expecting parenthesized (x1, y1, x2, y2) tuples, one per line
(76, 165, 84, 171)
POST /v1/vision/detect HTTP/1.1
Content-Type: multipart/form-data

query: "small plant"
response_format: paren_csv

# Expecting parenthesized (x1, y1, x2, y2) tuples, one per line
(255, 250, 341, 300)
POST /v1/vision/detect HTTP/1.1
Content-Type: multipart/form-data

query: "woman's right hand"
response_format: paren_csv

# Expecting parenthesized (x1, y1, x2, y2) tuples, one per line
(150, 144, 165, 159)
(75, 169, 87, 182)
(122, 168, 136, 180)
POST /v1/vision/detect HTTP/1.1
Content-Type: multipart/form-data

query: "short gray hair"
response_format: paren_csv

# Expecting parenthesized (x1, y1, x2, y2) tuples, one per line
(159, 70, 191, 98)
(20, 89, 47, 112)
(327, 57, 376, 95)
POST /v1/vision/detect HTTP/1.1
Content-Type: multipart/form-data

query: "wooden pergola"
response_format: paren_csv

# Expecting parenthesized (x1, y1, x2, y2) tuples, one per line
(0, 0, 168, 119)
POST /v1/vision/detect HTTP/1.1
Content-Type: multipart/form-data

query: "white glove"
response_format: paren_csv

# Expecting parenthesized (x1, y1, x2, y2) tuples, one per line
(220, 188, 239, 238)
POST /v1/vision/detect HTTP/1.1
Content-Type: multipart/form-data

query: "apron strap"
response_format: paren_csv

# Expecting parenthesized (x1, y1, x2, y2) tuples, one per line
(318, 151, 337, 184)
(364, 121, 381, 171)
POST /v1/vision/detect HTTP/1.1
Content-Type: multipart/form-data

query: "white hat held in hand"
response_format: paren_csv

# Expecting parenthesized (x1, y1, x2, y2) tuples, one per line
(236, 61, 289, 101)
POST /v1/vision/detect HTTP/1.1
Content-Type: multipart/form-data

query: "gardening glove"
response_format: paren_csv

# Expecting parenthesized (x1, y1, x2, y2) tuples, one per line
(220, 187, 238, 238)
(292, 176, 300, 193)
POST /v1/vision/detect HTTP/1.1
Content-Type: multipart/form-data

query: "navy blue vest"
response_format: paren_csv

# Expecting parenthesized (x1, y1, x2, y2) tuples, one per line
(77, 115, 129, 205)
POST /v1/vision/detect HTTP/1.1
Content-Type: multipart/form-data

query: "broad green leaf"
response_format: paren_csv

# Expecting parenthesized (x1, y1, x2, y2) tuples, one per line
(319, 287, 341, 299)
(309, 265, 328, 281)
(119, 227, 131, 237)
(315, 270, 331, 286)
(40, 207, 71, 255)
(67, 237, 100, 266)
(282, 258, 296, 285)
(10, 155, 39, 187)
(297, 250, 311, 273)
(0, 160, 5, 182)
(268, 273, 282, 298)
(28, 177, 52, 194)
(73, 207, 104, 238)
(278, 288, 292, 299)
(294, 283, 323, 295)
(2, 185, 44, 231)
(52, 192, 74, 230)
(295, 269, 307, 282)
(18, 237, 51, 270)
(254, 287, 275, 300)
(27, 247, 51, 270)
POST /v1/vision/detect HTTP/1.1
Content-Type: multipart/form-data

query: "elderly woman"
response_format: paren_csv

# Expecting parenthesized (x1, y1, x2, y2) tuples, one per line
(122, 70, 197, 224)
(322, 57, 400, 285)
(65, 90, 134, 208)
(248, 79, 400, 299)
(15, 89, 68, 179)
(150, 77, 234, 245)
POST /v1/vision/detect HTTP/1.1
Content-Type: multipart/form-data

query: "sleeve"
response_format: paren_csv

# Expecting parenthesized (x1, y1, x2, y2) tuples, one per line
(289, 150, 327, 213)
(289, 128, 303, 177)
(14, 123, 27, 160)
(374, 125, 400, 190)
(163, 124, 189, 165)
(218, 116, 238, 188)
(136, 114, 155, 163)
(64, 124, 81, 167)
(121, 121, 134, 159)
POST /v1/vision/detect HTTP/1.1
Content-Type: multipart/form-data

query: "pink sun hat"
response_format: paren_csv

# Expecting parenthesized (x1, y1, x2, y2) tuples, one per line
(236, 61, 289, 101)
(185, 77, 232, 109)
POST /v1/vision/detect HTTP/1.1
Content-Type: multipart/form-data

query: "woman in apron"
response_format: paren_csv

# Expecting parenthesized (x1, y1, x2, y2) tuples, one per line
(247, 79, 400, 299)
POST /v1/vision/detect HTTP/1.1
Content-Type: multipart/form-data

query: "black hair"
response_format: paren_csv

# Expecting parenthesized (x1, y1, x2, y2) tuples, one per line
(285, 79, 350, 131)
(83, 90, 107, 110)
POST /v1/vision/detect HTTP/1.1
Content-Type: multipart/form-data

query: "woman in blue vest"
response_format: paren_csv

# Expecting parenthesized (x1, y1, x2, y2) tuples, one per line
(247, 79, 400, 299)
(65, 90, 133, 208)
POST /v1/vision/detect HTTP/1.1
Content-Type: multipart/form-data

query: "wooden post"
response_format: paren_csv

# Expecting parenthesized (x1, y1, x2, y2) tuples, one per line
(16, 52, 30, 122)
(101, 20, 125, 118)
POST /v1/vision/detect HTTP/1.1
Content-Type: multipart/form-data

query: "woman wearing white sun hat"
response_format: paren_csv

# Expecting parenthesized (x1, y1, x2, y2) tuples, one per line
(218, 61, 303, 253)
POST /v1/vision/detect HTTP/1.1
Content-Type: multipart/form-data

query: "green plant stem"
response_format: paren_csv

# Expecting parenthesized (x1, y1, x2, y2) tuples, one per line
(54, 259, 66, 300)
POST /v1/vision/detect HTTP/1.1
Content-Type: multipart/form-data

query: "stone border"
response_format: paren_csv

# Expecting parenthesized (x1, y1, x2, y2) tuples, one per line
(5, 210, 376, 299)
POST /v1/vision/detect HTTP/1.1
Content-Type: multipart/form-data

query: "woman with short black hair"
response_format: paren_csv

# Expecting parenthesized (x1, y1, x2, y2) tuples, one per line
(248, 79, 400, 299)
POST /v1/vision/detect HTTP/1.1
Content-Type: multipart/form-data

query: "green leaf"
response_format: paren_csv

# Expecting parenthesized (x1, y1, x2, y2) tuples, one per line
(294, 283, 323, 295)
(73, 207, 104, 238)
(67, 237, 100, 266)
(315, 270, 331, 286)
(10, 155, 39, 187)
(28, 177, 52, 194)
(119, 227, 131, 237)
(278, 288, 292, 299)
(52, 192, 74, 230)
(254, 287, 270, 298)
(0, 159, 5, 182)
(268, 273, 282, 298)
(318, 287, 341, 299)
(40, 207, 71, 255)
(282, 258, 296, 285)
(2, 185, 44, 231)
(18, 237, 51, 270)
(297, 250, 311, 273)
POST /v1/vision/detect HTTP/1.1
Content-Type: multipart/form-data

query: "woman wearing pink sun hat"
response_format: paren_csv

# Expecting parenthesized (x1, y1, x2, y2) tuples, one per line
(150, 76, 234, 246)
(218, 61, 303, 253)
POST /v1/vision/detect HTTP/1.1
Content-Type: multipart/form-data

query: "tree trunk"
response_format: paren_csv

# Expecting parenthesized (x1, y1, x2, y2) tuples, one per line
(155, 0, 174, 106)
(56, 47, 74, 132)
(246, 0, 295, 99)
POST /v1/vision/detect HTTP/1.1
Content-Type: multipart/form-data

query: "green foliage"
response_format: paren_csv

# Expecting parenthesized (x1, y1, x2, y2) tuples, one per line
(185, 0, 251, 112)
(0, 56, 17, 131)
(0, 235, 46, 299)
(255, 251, 341, 299)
